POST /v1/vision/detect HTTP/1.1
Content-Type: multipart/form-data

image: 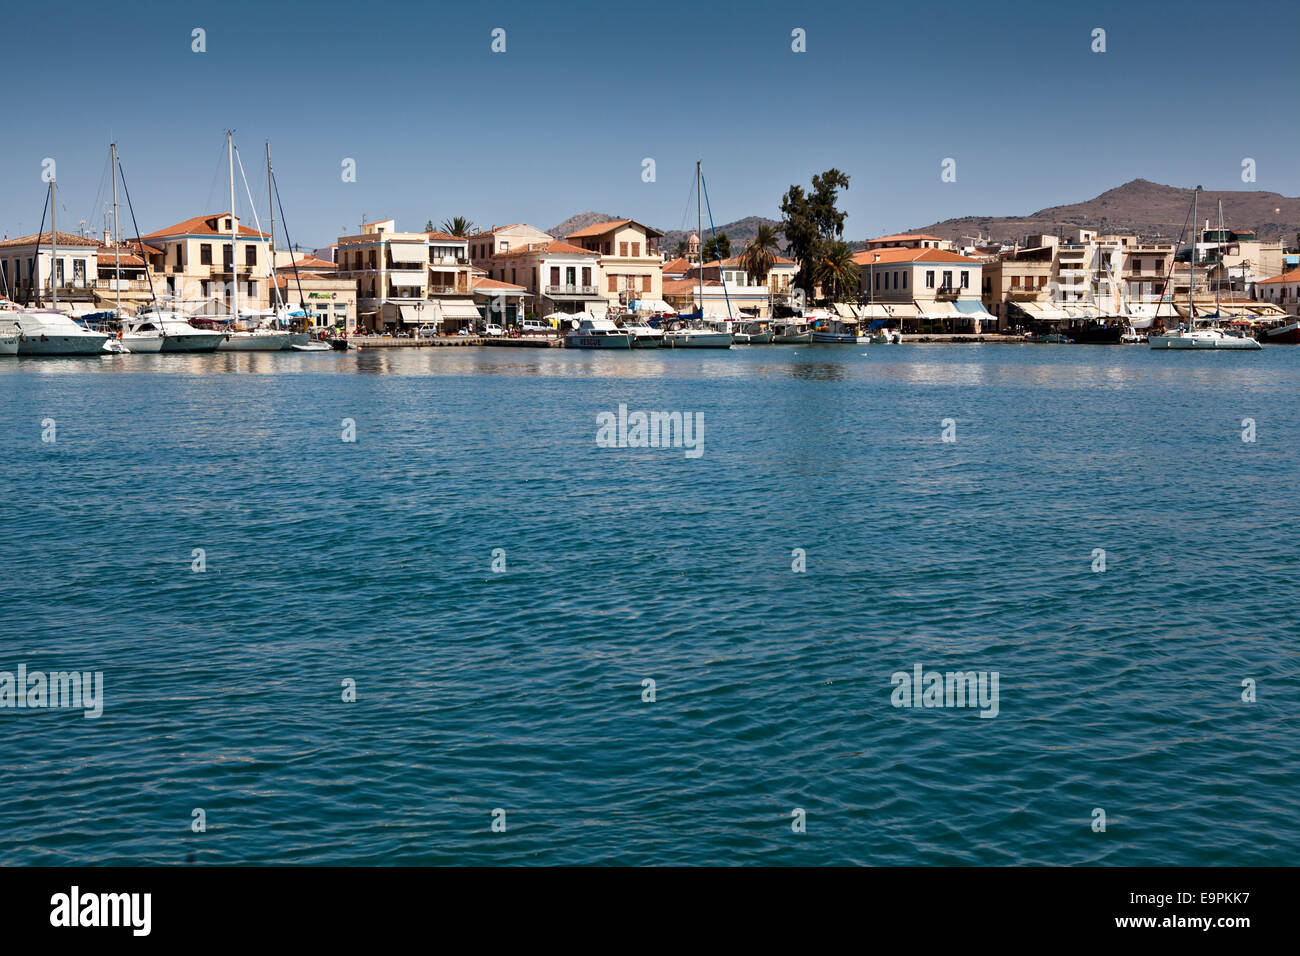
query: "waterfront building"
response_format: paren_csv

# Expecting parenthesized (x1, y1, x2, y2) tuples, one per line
(471, 275, 531, 325)
(851, 247, 991, 332)
(980, 245, 1058, 329)
(1256, 267, 1300, 309)
(681, 255, 799, 318)
(0, 231, 100, 311)
(94, 239, 159, 313)
(138, 212, 272, 314)
(565, 219, 664, 310)
(484, 239, 605, 316)
(467, 224, 552, 264)
(334, 219, 477, 332)
(860, 232, 954, 253)
(273, 258, 358, 332)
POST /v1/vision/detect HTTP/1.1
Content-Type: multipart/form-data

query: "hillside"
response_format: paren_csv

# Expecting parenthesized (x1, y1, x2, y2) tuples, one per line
(905, 179, 1300, 245)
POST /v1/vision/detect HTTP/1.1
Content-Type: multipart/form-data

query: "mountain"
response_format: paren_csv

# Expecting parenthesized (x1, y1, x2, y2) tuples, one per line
(549, 212, 782, 253)
(902, 179, 1300, 245)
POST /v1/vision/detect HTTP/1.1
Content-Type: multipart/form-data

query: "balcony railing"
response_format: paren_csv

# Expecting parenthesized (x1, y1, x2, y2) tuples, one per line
(934, 286, 960, 298)
(544, 284, 596, 295)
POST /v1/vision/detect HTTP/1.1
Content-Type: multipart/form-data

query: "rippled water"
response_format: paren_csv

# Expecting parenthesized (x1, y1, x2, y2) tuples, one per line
(1, 344, 1297, 865)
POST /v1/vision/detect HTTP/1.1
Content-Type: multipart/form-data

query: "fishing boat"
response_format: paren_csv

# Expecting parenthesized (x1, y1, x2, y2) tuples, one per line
(1150, 191, 1260, 351)
(772, 321, 812, 344)
(1263, 319, 1300, 344)
(564, 315, 633, 349)
(732, 320, 773, 344)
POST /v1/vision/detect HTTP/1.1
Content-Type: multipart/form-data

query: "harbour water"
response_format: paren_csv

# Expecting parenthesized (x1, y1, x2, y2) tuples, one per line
(1, 344, 1297, 865)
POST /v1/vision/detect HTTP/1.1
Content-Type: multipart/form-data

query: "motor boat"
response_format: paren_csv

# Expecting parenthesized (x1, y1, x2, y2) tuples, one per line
(564, 315, 633, 349)
(218, 328, 293, 351)
(8, 309, 111, 355)
(131, 310, 225, 352)
(119, 315, 167, 353)
(663, 326, 732, 348)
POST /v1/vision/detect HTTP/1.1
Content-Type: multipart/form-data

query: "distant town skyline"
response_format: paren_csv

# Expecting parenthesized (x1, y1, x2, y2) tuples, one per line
(2, 0, 1297, 249)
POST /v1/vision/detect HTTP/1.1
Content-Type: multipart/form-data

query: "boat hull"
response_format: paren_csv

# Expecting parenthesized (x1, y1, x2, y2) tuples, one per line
(0, 335, 18, 356)
(121, 334, 165, 353)
(811, 331, 867, 344)
(663, 332, 731, 348)
(17, 333, 110, 355)
(1150, 332, 1261, 350)
(564, 334, 632, 349)
(218, 332, 292, 351)
(160, 332, 225, 353)
(629, 335, 663, 349)
(1264, 321, 1300, 344)
(773, 331, 812, 344)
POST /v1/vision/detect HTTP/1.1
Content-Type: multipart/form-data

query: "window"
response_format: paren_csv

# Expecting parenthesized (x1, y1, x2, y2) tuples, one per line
(620, 242, 629, 257)
(200, 243, 212, 265)
(960, 270, 969, 288)
(942, 270, 953, 289)
(603, 242, 611, 255)
(246, 245, 257, 266)
(926, 270, 935, 288)
(643, 275, 651, 292)
(510, 268, 516, 284)
(902, 272, 908, 289)
(875, 272, 880, 290)
(175, 244, 183, 266)
(223, 244, 233, 269)
(608, 275, 618, 292)
(73, 259, 85, 285)
(582, 267, 591, 286)
(631, 242, 640, 257)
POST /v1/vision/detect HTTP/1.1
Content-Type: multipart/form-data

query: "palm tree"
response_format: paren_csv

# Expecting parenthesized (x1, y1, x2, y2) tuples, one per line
(440, 216, 474, 237)
(812, 241, 860, 300)
(740, 224, 780, 285)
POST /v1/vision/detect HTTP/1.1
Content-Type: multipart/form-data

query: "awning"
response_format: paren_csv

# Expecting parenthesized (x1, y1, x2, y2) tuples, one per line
(954, 300, 994, 318)
(389, 272, 423, 286)
(889, 303, 920, 318)
(438, 298, 481, 321)
(833, 302, 856, 318)
(396, 304, 425, 324)
(387, 243, 426, 265)
(919, 301, 961, 319)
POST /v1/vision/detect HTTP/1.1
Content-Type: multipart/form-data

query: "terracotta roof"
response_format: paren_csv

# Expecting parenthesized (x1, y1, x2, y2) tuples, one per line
(0, 230, 100, 248)
(424, 231, 467, 241)
(661, 256, 692, 273)
(126, 240, 164, 257)
(276, 255, 336, 271)
(663, 278, 722, 294)
(566, 218, 665, 240)
(490, 239, 595, 259)
(96, 251, 147, 267)
(1257, 268, 1300, 284)
(471, 223, 528, 237)
(851, 248, 980, 266)
(472, 276, 527, 291)
(865, 233, 945, 243)
(141, 213, 269, 240)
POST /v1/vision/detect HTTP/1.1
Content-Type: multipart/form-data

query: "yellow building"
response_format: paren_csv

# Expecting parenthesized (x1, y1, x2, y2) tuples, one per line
(565, 219, 664, 309)
(139, 212, 271, 314)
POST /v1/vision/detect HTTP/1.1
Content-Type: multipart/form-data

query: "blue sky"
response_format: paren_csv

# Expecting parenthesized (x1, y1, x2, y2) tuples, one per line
(2, 0, 1296, 249)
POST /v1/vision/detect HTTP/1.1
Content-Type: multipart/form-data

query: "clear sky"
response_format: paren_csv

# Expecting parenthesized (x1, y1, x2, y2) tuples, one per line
(3, 0, 1297, 249)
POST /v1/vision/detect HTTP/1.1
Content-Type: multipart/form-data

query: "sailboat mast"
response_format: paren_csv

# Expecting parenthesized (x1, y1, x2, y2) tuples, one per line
(111, 142, 121, 318)
(1216, 200, 1223, 316)
(229, 131, 239, 320)
(267, 141, 276, 309)
(51, 177, 58, 311)
(1189, 186, 1198, 326)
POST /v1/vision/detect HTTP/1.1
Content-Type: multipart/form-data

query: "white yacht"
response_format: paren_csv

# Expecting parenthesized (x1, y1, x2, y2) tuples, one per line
(129, 311, 225, 352)
(119, 315, 167, 353)
(9, 309, 111, 355)
(564, 315, 633, 349)
(1149, 327, 1261, 350)
(0, 325, 19, 355)
(663, 326, 732, 348)
(218, 327, 292, 351)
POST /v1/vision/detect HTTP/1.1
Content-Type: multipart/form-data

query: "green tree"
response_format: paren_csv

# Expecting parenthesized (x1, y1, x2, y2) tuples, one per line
(740, 224, 781, 284)
(812, 241, 860, 300)
(780, 168, 851, 296)
(670, 239, 688, 259)
(424, 220, 435, 232)
(440, 216, 475, 237)
(702, 232, 731, 263)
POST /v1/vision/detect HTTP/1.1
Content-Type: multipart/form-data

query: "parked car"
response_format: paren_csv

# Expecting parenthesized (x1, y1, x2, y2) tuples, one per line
(519, 319, 557, 336)
(482, 324, 505, 337)
(415, 324, 440, 339)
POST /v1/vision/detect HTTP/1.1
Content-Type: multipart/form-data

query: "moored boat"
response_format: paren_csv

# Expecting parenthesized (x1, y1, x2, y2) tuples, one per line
(1149, 327, 1261, 350)
(1263, 320, 1300, 344)
(564, 315, 633, 349)
(10, 309, 111, 355)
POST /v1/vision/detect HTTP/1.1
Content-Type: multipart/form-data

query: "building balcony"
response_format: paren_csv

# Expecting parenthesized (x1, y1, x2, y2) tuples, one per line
(934, 286, 960, 299)
(1008, 287, 1043, 300)
(544, 284, 596, 296)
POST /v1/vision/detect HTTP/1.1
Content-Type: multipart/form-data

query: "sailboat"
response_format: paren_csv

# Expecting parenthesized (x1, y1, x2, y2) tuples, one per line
(212, 133, 291, 351)
(664, 162, 732, 349)
(1150, 189, 1260, 350)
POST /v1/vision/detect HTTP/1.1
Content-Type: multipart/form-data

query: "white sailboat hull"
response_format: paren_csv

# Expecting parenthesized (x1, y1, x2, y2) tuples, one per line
(663, 330, 731, 348)
(1149, 330, 1260, 350)
(218, 331, 292, 351)
(121, 333, 165, 353)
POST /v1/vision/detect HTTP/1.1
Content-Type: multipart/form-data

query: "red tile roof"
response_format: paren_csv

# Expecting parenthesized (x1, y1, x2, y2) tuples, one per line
(96, 251, 147, 267)
(566, 218, 665, 240)
(472, 276, 527, 291)
(865, 233, 945, 243)
(1257, 268, 1300, 284)
(491, 239, 596, 259)
(0, 230, 100, 248)
(851, 248, 980, 266)
(276, 255, 336, 271)
(141, 213, 269, 240)
(424, 231, 467, 242)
